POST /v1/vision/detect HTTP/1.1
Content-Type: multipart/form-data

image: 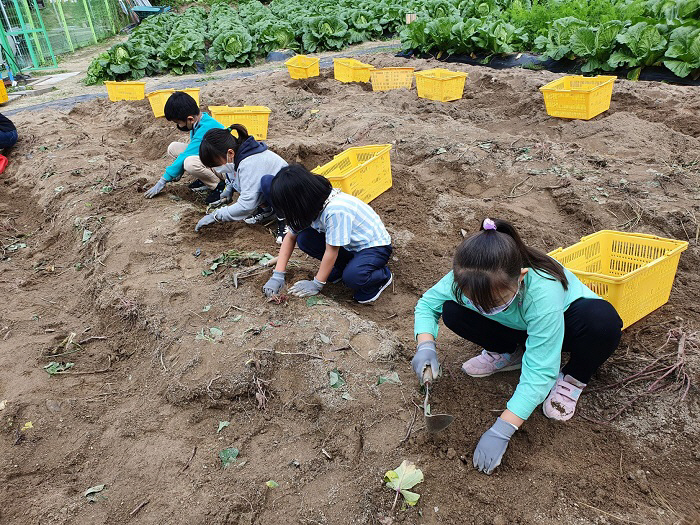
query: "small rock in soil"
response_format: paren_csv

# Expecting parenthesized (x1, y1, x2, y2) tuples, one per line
(446, 447, 457, 460)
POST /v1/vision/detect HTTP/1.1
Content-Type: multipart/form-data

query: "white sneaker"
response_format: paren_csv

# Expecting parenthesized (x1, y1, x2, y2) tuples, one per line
(462, 348, 524, 378)
(357, 272, 393, 304)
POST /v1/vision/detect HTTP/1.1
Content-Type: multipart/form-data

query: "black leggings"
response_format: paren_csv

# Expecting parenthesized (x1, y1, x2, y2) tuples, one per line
(442, 298, 623, 383)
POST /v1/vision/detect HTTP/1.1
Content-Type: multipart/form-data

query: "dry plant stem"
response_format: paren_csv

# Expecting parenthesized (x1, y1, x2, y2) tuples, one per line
(256, 348, 330, 361)
(578, 501, 646, 525)
(181, 446, 197, 473)
(129, 499, 149, 516)
(401, 405, 419, 443)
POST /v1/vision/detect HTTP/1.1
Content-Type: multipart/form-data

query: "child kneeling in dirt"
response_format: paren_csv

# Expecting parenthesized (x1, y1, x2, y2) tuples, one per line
(262, 164, 393, 304)
(144, 91, 225, 203)
(194, 124, 288, 242)
(412, 218, 623, 474)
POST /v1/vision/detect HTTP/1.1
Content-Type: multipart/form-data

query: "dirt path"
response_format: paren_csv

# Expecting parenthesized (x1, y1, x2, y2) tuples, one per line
(1, 53, 699, 525)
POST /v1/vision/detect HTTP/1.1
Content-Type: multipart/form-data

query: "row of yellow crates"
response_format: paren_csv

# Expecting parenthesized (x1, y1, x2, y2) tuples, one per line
(286, 56, 617, 120)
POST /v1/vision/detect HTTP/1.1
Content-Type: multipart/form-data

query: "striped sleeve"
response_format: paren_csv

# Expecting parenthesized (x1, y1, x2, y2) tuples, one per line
(325, 210, 353, 246)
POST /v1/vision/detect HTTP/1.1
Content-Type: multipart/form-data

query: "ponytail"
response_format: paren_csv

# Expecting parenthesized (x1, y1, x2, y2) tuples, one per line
(199, 124, 252, 168)
(452, 218, 568, 310)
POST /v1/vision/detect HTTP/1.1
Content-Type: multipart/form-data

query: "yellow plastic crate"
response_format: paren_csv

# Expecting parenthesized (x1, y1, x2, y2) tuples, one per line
(370, 67, 415, 91)
(415, 68, 468, 102)
(549, 231, 688, 329)
(333, 58, 374, 83)
(146, 88, 201, 118)
(312, 144, 392, 204)
(539, 75, 616, 120)
(208, 105, 271, 140)
(0, 81, 8, 104)
(285, 55, 320, 79)
(104, 81, 146, 101)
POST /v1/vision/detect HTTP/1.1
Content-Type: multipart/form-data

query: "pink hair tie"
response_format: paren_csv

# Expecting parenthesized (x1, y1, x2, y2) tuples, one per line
(483, 218, 497, 231)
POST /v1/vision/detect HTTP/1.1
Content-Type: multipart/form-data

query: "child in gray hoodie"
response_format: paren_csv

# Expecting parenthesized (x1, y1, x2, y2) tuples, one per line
(195, 124, 288, 242)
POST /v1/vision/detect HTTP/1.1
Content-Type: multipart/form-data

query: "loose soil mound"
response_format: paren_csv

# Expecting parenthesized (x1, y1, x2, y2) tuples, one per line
(1, 54, 699, 525)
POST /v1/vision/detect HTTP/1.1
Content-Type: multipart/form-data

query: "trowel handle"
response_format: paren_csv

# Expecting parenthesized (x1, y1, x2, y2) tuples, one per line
(422, 365, 434, 385)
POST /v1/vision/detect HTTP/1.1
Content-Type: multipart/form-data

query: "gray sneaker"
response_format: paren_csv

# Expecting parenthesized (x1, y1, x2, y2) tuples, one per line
(244, 206, 275, 225)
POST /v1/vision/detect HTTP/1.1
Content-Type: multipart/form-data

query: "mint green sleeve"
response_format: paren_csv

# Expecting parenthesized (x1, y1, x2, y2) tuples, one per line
(414, 271, 457, 340)
(506, 310, 564, 420)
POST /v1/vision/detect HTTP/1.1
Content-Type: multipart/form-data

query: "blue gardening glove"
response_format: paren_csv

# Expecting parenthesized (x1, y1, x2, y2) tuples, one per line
(263, 271, 286, 297)
(289, 278, 324, 297)
(144, 177, 167, 198)
(195, 212, 219, 232)
(411, 340, 440, 383)
(473, 418, 517, 475)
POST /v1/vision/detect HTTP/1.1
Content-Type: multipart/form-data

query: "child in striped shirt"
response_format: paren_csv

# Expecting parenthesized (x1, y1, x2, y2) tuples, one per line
(261, 164, 393, 304)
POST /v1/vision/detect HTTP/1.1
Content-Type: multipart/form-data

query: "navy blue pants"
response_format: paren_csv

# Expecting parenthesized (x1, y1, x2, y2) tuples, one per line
(442, 298, 622, 383)
(295, 227, 392, 302)
(0, 130, 17, 149)
(259, 174, 277, 213)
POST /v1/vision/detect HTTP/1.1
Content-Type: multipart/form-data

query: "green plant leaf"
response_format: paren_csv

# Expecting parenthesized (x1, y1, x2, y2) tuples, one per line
(209, 327, 224, 338)
(377, 372, 401, 385)
(329, 368, 345, 389)
(219, 447, 239, 468)
(384, 460, 424, 507)
(265, 480, 279, 488)
(217, 421, 230, 433)
(43, 361, 75, 375)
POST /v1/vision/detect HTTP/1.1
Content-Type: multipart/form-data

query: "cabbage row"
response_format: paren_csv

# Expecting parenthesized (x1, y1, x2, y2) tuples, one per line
(85, 0, 700, 85)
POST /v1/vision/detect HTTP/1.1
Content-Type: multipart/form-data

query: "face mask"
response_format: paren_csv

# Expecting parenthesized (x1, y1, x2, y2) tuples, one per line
(474, 280, 522, 316)
(214, 153, 235, 174)
(177, 123, 190, 132)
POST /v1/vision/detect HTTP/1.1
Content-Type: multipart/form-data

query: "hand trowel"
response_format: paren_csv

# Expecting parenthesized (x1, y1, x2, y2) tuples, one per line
(422, 365, 454, 433)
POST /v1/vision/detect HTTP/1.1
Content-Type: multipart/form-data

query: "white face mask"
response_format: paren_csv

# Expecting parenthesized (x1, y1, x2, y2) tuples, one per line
(474, 280, 522, 316)
(213, 151, 235, 174)
(214, 162, 235, 174)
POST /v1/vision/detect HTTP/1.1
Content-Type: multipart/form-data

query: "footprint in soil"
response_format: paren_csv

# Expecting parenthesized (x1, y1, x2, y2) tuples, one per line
(292, 78, 332, 96)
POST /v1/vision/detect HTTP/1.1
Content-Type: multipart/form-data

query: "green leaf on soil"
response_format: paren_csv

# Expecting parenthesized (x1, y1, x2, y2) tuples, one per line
(384, 460, 423, 507)
(43, 361, 75, 375)
(195, 328, 215, 342)
(306, 296, 329, 307)
(377, 371, 401, 385)
(217, 421, 230, 433)
(202, 270, 214, 277)
(6, 242, 27, 252)
(209, 327, 224, 338)
(265, 480, 279, 488)
(219, 447, 239, 468)
(232, 314, 243, 322)
(329, 368, 345, 389)
(319, 334, 331, 344)
(82, 229, 93, 243)
(202, 305, 211, 312)
(341, 392, 354, 401)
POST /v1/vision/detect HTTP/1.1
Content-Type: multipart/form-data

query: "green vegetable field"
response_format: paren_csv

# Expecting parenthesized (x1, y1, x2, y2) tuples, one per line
(86, 0, 700, 85)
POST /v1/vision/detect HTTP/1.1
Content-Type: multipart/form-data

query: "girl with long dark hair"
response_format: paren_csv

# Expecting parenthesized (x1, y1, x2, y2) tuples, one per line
(412, 218, 622, 474)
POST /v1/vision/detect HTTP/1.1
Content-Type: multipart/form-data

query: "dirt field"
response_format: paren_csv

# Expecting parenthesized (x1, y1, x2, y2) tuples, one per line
(1, 53, 700, 525)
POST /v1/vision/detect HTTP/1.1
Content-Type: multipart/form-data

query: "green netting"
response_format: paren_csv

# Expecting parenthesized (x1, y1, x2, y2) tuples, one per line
(1, 0, 127, 72)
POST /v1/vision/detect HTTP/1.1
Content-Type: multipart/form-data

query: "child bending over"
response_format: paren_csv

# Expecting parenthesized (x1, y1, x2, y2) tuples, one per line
(144, 92, 225, 203)
(262, 165, 393, 304)
(412, 218, 622, 474)
(194, 124, 287, 242)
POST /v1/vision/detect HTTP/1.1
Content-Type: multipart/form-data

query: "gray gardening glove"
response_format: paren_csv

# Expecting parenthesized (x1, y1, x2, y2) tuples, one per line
(144, 177, 167, 198)
(220, 183, 234, 201)
(411, 340, 440, 383)
(263, 271, 286, 297)
(195, 212, 219, 232)
(473, 418, 517, 475)
(289, 278, 324, 297)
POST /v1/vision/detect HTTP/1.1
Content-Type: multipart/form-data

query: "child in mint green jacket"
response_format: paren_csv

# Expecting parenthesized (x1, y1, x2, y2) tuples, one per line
(412, 218, 622, 475)
(144, 91, 225, 203)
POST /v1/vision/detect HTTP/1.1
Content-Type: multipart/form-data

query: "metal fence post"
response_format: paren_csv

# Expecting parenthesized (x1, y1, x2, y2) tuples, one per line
(10, 0, 38, 67)
(20, 0, 45, 64)
(53, 0, 74, 52)
(81, 0, 98, 44)
(31, 0, 56, 66)
(103, 0, 115, 34)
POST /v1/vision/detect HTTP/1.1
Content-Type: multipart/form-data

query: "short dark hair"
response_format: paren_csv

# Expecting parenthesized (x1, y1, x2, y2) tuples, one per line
(199, 124, 251, 168)
(269, 164, 332, 233)
(164, 91, 200, 122)
(453, 218, 569, 311)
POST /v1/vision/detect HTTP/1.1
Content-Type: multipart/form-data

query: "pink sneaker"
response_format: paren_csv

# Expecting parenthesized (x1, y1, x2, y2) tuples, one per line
(542, 373, 586, 421)
(462, 348, 523, 378)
